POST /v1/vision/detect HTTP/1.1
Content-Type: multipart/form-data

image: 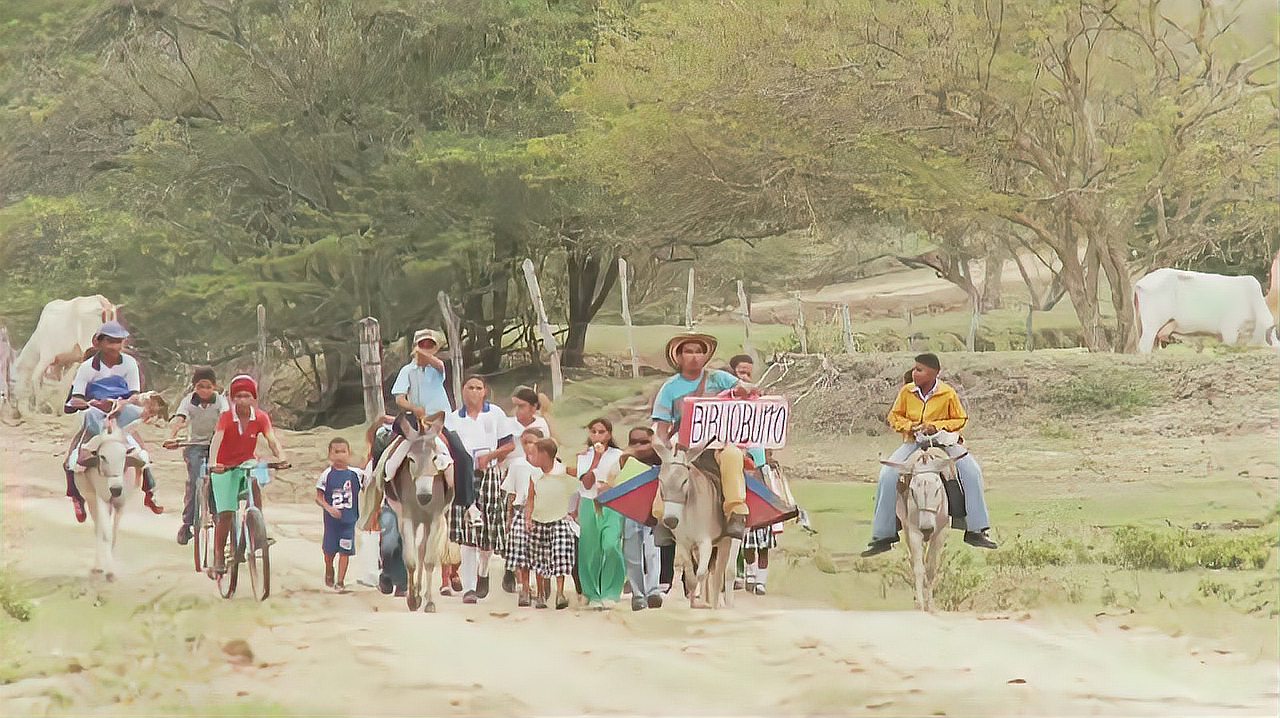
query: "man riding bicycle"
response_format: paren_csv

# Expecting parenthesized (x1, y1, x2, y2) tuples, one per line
(207, 375, 287, 574)
(860, 353, 998, 557)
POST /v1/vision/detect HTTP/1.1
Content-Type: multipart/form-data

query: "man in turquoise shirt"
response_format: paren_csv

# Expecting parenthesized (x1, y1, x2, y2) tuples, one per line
(651, 332, 754, 540)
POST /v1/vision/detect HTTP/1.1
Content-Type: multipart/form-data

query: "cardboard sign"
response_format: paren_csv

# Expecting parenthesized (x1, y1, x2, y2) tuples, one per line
(677, 395, 790, 450)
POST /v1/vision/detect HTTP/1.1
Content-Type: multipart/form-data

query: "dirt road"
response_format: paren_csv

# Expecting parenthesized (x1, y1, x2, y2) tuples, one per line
(2, 416, 1277, 717)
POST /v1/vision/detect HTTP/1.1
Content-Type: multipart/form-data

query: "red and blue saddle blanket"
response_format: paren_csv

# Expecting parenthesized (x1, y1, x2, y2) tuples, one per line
(597, 465, 797, 530)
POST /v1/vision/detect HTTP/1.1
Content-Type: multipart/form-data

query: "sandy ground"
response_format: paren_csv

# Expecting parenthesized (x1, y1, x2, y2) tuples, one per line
(2, 413, 1278, 717)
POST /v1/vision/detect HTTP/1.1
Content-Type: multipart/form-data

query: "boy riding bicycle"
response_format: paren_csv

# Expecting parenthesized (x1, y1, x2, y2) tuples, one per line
(207, 375, 287, 574)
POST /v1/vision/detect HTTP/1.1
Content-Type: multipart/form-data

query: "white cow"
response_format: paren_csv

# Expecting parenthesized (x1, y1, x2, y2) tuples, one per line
(11, 295, 118, 409)
(1134, 269, 1277, 353)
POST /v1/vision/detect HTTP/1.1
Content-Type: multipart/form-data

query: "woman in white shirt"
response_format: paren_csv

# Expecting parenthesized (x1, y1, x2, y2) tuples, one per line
(444, 375, 514, 604)
(575, 418, 626, 610)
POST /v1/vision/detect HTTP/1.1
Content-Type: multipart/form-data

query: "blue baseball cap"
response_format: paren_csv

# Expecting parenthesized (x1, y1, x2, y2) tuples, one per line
(95, 321, 130, 340)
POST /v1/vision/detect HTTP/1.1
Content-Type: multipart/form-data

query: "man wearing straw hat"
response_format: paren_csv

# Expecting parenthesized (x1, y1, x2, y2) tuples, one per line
(650, 331, 755, 540)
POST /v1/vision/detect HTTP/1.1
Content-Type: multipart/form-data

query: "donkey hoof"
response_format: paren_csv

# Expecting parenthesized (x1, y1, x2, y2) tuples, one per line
(105, 572, 116, 582)
(90, 568, 105, 576)
(407, 595, 421, 612)
(423, 602, 436, 613)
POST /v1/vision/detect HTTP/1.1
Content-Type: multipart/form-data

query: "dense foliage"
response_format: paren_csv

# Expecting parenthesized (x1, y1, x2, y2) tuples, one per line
(1, 0, 1274, 420)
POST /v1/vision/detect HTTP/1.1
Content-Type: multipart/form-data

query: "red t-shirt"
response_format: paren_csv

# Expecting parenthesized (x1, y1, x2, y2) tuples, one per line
(215, 408, 273, 467)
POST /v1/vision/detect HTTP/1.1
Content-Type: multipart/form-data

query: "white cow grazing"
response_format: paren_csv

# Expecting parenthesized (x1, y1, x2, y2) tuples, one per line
(11, 295, 118, 409)
(1134, 269, 1278, 353)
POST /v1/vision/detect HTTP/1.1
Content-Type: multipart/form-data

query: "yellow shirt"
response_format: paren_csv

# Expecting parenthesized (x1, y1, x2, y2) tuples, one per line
(887, 380, 968, 439)
(530, 471, 579, 524)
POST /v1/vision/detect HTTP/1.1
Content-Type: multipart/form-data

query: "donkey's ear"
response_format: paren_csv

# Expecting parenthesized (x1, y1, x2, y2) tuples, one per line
(879, 460, 913, 473)
(396, 414, 419, 439)
(81, 434, 105, 453)
(125, 447, 148, 470)
(928, 458, 957, 479)
(684, 436, 714, 465)
(422, 411, 446, 437)
(652, 436, 674, 464)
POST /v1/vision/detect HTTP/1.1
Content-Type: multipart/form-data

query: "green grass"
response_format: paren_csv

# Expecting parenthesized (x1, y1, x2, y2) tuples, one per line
(583, 322, 792, 363)
(771, 472, 1277, 619)
(1047, 371, 1161, 415)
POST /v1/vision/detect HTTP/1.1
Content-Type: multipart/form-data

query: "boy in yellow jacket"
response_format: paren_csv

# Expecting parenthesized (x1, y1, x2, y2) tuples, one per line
(861, 353, 998, 557)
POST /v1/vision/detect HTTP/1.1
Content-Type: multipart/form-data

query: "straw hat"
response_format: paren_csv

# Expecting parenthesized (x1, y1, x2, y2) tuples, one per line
(664, 331, 718, 370)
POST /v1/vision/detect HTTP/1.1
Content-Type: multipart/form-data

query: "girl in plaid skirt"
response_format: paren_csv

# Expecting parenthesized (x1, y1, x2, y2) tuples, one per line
(445, 375, 515, 604)
(501, 387, 554, 594)
(503, 427, 565, 607)
(525, 438, 579, 610)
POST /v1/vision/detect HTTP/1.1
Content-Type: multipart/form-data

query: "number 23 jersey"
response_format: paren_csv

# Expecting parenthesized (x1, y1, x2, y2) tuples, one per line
(316, 467, 364, 524)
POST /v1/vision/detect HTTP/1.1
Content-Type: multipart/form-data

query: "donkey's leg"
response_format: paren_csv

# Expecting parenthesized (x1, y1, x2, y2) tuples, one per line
(415, 521, 429, 612)
(905, 529, 926, 611)
(422, 514, 442, 613)
(107, 503, 124, 581)
(401, 515, 421, 611)
(924, 532, 945, 612)
(691, 538, 713, 609)
(86, 492, 107, 575)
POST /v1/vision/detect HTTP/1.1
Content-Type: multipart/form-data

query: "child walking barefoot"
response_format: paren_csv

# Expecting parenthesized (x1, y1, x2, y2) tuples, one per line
(316, 438, 363, 591)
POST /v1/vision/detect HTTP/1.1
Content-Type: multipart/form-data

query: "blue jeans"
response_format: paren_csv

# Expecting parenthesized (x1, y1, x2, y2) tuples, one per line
(82, 404, 143, 436)
(622, 518, 661, 599)
(379, 503, 407, 591)
(181, 445, 210, 528)
(871, 442, 991, 541)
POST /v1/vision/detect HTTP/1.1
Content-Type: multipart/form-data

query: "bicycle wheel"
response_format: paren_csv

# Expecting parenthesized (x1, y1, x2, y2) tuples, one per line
(192, 478, 207, 573)
(245, 507, 270, 601)
(217, 512, 240, 599)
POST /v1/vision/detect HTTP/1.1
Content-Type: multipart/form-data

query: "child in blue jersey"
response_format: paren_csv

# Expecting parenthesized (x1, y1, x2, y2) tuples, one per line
(316, 437, 363, 591)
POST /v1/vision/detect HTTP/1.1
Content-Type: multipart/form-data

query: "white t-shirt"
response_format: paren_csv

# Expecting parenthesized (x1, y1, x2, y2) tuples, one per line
(505, 458, 564, 506)
(504, 415, 551, 468)
(445, 403, 513, 461)
(575, 446, 624, 500)
(69, 353, 141, 398)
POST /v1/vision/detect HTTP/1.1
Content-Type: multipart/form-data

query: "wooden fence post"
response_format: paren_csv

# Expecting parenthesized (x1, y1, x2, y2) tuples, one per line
(685, 267, 695, 328)
(521, 259, 564, 400)
(357, 317, 385, 424)
(737, 280, 753, 357)
(437, 291, 464, 408)
(793, 294, 808, 354)
(255, 304, 271, 402)
(841, 304, 855, 354)
(0, 326, 13, 402)
(619, 258, 640, 378)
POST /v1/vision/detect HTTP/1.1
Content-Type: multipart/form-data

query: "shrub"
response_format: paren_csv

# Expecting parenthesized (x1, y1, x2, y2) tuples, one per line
(1047, 373, 1158, 415)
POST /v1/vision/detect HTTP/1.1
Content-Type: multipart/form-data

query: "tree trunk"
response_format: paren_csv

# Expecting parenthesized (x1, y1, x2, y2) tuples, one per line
(981, 252, 1004, 311)
(562, 240, 619, 368)
(1057, 259, 1109, 352)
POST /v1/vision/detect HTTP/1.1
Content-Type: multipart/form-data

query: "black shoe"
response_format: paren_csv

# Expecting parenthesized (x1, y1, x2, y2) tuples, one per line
(476, 575, 490, 599)
(176, 524, 192, 546)
(378, 573, 394, 595)
(646, 593, 663, 609)
(502, 570, 516, 594)
(859, 538, 896, 558)
(964, 531, 998, 550)
(725, 514, 748, 540)
(631, 595, 647, 612)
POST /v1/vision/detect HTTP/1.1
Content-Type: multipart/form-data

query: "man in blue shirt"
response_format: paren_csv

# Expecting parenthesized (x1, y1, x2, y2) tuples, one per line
(651, 332, 755, 540)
